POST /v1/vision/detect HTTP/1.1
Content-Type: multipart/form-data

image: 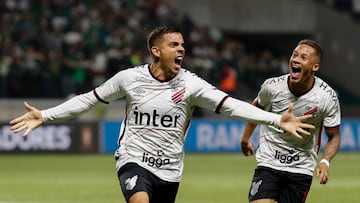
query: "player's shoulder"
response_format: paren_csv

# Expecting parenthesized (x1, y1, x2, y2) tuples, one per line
(114, 64, 149, 79)
(314, 76, 335, 90)
(262, 74, 288, 87)
(180, 67, 206, 82)
(177, 68, 217, 93)
(107, 64, 149, 86)
(313, 76, 339, 99)
(122, 64, 148, 74)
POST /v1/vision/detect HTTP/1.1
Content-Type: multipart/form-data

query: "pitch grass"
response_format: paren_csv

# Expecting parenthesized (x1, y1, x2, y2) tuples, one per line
(0, 152, 359, 203)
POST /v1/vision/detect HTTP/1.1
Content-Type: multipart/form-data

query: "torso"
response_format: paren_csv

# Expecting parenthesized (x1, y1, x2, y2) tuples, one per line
(95, 64, 227, 181)
(255, 74, 341, 176)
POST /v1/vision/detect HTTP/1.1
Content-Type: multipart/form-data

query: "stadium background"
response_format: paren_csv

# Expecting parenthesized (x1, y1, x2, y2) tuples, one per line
(1, 0, 360, 202)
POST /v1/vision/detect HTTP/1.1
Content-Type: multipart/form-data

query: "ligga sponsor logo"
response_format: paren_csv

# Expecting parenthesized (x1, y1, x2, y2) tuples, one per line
(274, 150, 299, 164)
(142, 151, 170, 168)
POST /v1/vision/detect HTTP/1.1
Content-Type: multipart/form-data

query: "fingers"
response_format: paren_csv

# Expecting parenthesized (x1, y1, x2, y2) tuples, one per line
(246, 150, 254, 156)
(300, 123, 315, 129)
(11, 124, 27, 133)
(9, 101, 39, 137)
(11, 124, 33, 137)
(10, 119, 25, 128)
(316, 167, 320, 177)
(9, 118, 32, 135)
(296, 128, 311, 136)
(242, 147, 254, 156)
(296, 115, 315, 136)
(24, 101, 33, 111)
(9, 115, 25, 125)
(298, 114, 315, 124)
(23, 128, 32, 137)
(9, 120, 34, 137)
(240, 142, 254, 156)
(316, 166, 329, 184)
(291, 131, 302, 139)
(319, 172, 328, 184)
(9, 102, 32, 125)
(298, 115, 315, 129)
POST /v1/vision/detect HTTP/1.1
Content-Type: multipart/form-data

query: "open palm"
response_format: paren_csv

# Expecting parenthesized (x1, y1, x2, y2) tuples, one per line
(9, 102, 43, 137)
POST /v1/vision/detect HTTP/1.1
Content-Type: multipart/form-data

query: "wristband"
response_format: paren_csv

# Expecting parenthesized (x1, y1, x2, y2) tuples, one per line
(320, 159, 330, 168)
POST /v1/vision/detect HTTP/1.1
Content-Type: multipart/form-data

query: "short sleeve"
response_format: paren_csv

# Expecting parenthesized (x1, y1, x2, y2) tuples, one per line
(323, 94, 341, 128)
(257, 81, 272, 108)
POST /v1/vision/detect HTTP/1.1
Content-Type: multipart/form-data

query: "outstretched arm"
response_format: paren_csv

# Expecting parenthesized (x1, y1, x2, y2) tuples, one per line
(9, 91, 100, 137)
(316, 128, 340, 184)
(221, 97, 314, 139)
(9, 102, 43, 137)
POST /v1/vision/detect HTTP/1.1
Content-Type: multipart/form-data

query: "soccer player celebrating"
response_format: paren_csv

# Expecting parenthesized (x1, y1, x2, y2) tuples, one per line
(241, 39, 341, 203)
(10, 26, 314, 203)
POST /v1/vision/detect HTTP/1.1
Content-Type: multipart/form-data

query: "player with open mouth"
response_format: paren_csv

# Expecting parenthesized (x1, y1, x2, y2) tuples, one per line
(9, 27, 314, 203)
(241, 39, 341, 203)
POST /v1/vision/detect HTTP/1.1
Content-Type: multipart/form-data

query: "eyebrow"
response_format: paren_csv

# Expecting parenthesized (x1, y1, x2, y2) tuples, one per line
(169, 41, 185, 46)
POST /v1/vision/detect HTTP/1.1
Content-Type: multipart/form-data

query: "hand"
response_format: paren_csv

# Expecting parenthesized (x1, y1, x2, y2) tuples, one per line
(316, 162, 329, 184)
(9, 102, 43, 137)
(279, 103, 315, 139)
(240, 139, 254, 156)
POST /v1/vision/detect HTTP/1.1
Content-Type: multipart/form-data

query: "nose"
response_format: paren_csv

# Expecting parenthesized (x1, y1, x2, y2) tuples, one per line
(178, 47, 185, 55)
(290, 56, 300, 64)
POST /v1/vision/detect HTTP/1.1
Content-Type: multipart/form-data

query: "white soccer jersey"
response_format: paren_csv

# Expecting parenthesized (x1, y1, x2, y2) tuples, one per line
(255, 74, 341, 176)
(95, 64, 228, 182)
(41, 64, 284, 182)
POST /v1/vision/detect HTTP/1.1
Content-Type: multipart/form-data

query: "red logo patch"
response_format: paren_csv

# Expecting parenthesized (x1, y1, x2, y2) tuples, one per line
(171, 87, 185, 104)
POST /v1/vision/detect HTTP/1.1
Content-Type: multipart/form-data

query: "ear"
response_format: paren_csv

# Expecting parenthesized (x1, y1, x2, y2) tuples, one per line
(312, 63, 320, 72)
(151, 46, 160, 58)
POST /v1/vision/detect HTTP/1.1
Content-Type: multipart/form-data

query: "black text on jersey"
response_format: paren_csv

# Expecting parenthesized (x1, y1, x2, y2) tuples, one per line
(133, 106, 180, 127)
(274, 150, 299, 164)
(142, 152, 170, 168)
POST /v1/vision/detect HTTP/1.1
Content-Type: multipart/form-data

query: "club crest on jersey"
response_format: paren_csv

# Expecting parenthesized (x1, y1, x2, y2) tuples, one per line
(171, 87, 185, 104)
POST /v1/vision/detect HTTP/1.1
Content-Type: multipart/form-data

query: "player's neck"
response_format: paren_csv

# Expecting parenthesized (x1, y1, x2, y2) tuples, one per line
(149, 63, 176, 82)
(288, 76, 315, 97)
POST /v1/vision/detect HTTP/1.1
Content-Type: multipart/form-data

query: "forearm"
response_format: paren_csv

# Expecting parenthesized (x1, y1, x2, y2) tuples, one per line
(220, 97, 281, 127)
(41, 91, 99, 122)
(242, 123, 258, 141)
(322, 132, 341, 162)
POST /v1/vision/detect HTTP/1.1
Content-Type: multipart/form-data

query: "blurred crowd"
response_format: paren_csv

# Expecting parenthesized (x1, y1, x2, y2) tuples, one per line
(318, 0, 360, 20)
(0, 0, 287, 99)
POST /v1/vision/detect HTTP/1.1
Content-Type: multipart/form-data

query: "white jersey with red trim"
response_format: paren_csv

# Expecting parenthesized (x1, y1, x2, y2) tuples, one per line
(41, 63, 285, 182)
(255, 74, 341, 176)
(95, 64, 228, 182)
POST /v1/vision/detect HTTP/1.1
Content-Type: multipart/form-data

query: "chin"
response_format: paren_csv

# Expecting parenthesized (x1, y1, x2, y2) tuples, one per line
(289, 77, 301, 85)
(173, 66, 180, 72)
(173, 69, 180, 75)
